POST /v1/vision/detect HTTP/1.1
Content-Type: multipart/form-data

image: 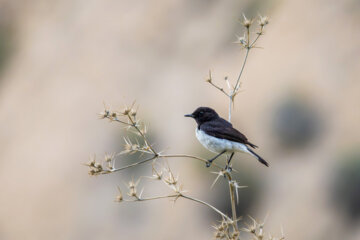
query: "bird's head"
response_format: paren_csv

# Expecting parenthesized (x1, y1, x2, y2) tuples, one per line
(185, 107, 219, 125)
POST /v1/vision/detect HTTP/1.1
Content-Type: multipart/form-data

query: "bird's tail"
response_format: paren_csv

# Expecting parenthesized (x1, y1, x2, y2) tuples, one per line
(247, 141, 258, 149)
(247, 148, 269, 167)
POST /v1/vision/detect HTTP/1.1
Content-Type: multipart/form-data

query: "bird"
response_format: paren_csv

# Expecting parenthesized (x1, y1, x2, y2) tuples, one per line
(185, 107, 268, 170)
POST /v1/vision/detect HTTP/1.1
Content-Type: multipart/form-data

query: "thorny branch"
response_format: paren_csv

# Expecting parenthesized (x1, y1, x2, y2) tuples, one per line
(113, 162, 234, 223)
(208, 14, 269, 123)
(90, 106, 235, 223)
(87, 14, 284, 240)
(204, 14, 270, 237)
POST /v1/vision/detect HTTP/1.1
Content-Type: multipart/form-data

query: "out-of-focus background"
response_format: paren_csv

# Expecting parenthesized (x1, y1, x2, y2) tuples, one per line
(0, 0, 359, 239)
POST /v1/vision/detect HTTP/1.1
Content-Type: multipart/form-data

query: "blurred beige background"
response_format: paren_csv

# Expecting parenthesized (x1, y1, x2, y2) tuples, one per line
(0, 0, 360, 239)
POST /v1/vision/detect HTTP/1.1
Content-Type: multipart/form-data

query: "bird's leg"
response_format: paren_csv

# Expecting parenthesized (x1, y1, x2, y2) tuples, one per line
(206, 150, 226, 167)
(225, 152, 235, 172)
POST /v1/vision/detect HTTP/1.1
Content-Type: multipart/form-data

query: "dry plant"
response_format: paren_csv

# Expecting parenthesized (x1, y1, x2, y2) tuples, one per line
(86, 14, 284, 240)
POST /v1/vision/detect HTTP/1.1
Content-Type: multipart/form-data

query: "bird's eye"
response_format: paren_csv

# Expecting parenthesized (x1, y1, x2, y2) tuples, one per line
(199, 111, 204, 116)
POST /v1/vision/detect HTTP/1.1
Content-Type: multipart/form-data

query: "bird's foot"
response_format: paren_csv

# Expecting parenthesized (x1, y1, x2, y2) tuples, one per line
(225, 165, 232, 173)
(206, 161, 212, 168)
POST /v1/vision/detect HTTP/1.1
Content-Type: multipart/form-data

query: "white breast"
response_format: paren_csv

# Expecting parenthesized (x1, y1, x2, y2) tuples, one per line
(195, 128, 249, 154)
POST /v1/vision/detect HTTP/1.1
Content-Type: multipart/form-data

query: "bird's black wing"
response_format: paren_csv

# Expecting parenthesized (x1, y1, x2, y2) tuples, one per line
(200, 118, 258, 148)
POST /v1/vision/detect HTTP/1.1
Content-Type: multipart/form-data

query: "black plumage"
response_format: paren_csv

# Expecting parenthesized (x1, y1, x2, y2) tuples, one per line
(199, 118, 258, 149)
(185, 107, 269, 167)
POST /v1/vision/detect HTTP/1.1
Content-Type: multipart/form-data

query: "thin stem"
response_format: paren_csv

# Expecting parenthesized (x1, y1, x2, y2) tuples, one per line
(250, 26, 264, 48)
(226, 103, 240, 237)
(225, 172, 240, 234)
(234, 27, 264, 94)
(126, 193, 232, 222)
(160, 154, 223, 169)
(228, 96, 233, 122)
(247, 27, 250, 47)
(234, 47, 250, 93)
(102, 156, 158, 174)
(106, 117, 133, 126)
(227, 26, 266, 236)
(130, 194, 180, 202)
(209, 81, 230, 97)
(207, 70, 230, 97)
(98, 153, 230, 175)
(181, 194, 232, 222)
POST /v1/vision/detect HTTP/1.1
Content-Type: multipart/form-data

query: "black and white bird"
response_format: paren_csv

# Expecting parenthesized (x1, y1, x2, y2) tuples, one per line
(185, 107, 268, 170)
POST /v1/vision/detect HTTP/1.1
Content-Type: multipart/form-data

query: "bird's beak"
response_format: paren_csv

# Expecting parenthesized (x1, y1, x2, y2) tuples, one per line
(184, 114, 194, 118)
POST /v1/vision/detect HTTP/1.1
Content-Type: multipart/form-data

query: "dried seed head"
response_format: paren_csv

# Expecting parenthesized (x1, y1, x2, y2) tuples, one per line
(130, 109, 137, 117)
(218, 224, 224, 231)
(129, 187, 137, 197)
(98, 109, 110, 119)
(94, 162, 102, 170)
(258, 232, 264, 240)
(127, 179, 140, 198)
(206, 70, 213, 83)
(235, 34, 247, 46)
(121, 138, 140, 155)
(89, 169, 96, 175)
(104, 153, 115, 163)
(124, 142, 132, 151)
(122, 108, 130, 115)
(111, 111, 117, 118)
(86, 159, 95, 167)
(242, 14, 252, 28)
(115, 195, 123, 202)
(258, 15, 269, 27)
(152, 167, 163, 180)
(214, 232, 224, 238)
(131, 144, 139, 152)
(128, 180, 135, 188)
(107, 164, 113, 170)
(232, 231, 240, 238)
(164, 172, 178, 185)
(115, 187, 123, 202)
